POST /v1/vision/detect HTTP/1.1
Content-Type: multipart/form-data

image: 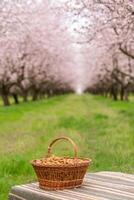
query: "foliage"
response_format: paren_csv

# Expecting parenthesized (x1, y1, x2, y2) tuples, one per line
(0, 0, 76, 106)
(66, 0, 134, 100)
(0, 0, 133, 105)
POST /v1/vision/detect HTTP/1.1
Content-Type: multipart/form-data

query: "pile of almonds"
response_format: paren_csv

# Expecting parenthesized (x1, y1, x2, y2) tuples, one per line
(34, 155, 87, 166)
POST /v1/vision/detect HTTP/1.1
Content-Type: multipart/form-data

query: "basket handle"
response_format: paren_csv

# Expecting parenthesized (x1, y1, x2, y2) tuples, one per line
(47, 137, 78, 158)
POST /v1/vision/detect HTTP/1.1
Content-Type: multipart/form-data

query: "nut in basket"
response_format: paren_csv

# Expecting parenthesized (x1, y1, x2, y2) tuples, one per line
(31, 137, 92, 190)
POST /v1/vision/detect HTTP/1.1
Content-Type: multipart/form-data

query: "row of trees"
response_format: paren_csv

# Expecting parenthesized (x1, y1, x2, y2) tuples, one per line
(0, 0, 133, 105)
(0, 0, 76, 106)
(68, 0, 134, 100)
(90, 0, 133, 100)
(87, 51, 134, 101)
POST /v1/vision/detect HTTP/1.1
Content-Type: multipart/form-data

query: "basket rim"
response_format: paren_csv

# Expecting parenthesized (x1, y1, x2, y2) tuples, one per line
(30, 157, 92, 168)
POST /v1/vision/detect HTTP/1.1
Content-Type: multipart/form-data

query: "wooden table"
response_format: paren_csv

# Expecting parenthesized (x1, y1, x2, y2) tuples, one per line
(9, 172, 134, 200)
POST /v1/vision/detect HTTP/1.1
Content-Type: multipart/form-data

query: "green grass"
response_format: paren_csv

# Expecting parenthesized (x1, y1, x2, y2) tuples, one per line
(0, 94, 134, 199)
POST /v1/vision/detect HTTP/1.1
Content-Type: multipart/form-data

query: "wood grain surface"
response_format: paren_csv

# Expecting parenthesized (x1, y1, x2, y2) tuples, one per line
(9, 172, 134, 200)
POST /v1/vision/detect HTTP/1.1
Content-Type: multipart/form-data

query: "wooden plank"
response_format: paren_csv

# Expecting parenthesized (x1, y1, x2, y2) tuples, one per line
(9, 172, 134, 200)
(97, 172, 134, 179)
(86, 174, 134, 186)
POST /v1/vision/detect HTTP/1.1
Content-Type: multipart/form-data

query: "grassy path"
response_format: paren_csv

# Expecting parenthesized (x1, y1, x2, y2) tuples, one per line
(0, 94, 134, 199)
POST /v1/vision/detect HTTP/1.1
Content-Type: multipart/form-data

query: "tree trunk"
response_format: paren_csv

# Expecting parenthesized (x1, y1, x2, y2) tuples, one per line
(1, 85, 10, 106)
(120, 87, 124, 101)
(1, 93, 10, 106)
(111, 87, 118, 101)
(32, 90, 38, 101)
(124, 90, 129, 101)
(12, 94, 19, 104)
(113, 92, 118, 101)
(23, 92, 28, 102)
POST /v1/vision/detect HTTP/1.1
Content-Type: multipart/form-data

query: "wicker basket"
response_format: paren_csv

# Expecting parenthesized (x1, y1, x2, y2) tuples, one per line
(31, 137, 91, 190)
